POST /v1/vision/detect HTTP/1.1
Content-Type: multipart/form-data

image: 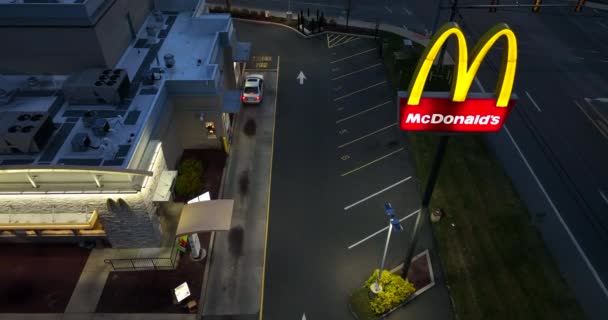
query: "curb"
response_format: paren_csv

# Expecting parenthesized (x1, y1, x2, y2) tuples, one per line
(233, 17, 377, 40)
(197, 113, 239, 317)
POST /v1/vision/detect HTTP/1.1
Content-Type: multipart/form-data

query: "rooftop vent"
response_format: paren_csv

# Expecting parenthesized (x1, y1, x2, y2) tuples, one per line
(71, 133, 91, 152)
(21, 126, 35, 133)
(164, 54, 175, 68)
(17, 114, 31, 122)
(92, 118, 110, 137)
(0, 88, 17, 105)
(8, 125, 21, 133)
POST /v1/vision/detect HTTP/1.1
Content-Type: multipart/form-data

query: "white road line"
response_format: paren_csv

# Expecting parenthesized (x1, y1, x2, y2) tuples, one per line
(336, 101, 391, 124)
(598, 21, 608, 29)
(330, 48, 376, 64)
(331, 63, 381, 80)
(574, 101, 608, 140)
(525, 91, 542, 112)
(474, 77, 608, 299)
(329, 34, 348, 47)
(331, 37, 360, 49)
(338, 123, 396, 149)
(403, 24, 408, 30)
(334, 81, 386, 101)
(384, 6, 393, 14)
(403, 7, 412, 16)
(600, 190, 608, 205)
(600, 60, 608, 63)
(341, 148, 404, 177)
(585, 98, 608, 125)
(344, 177, 412, 211)
(347, 209, 420, 249)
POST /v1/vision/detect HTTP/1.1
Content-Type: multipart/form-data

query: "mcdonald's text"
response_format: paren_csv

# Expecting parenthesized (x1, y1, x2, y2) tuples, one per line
(399, 96, 516, 132)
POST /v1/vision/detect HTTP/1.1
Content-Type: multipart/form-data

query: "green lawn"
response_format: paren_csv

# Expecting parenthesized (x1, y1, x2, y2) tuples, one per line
(380, 33, 586, 319)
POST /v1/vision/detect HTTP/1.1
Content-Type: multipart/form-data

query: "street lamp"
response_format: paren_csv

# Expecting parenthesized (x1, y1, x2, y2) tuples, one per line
(371, 203, 403, 293)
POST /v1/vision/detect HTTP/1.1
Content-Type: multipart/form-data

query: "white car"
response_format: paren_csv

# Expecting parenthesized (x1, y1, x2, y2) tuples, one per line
(241, 74, 264, 105)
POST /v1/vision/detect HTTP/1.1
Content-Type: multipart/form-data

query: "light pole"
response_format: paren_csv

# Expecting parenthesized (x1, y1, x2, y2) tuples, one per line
(371, 203, 403, 293)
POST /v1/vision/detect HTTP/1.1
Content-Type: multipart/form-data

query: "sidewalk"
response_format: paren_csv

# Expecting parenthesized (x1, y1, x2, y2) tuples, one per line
(201, 75, 277, 316)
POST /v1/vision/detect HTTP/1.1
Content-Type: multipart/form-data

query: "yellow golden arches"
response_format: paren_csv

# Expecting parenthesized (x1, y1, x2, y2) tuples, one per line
(406, 22, 518, 107)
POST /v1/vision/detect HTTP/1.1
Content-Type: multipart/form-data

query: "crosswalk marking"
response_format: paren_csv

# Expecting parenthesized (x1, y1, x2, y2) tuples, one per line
(326, 33, 360, 48)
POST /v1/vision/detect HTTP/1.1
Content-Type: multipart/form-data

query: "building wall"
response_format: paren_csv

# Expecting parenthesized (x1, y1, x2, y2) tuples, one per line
(171, 96, 223, 150)
(0, 27, 105, 74)
(96, 0, 154, 69)
(0, 192, 161, 248)
(0, 0, 152, 74)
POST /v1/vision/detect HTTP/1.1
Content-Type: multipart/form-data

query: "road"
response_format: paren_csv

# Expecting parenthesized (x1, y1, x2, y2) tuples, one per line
(234, 21, 453, 319)
(221, 1, 608, 319)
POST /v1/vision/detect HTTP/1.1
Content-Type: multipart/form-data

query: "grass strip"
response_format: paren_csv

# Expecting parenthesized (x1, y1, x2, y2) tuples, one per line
(379, 32, 586, 320)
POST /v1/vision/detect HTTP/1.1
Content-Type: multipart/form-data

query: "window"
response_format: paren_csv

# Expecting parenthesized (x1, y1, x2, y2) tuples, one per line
(244, 86, 259, 94)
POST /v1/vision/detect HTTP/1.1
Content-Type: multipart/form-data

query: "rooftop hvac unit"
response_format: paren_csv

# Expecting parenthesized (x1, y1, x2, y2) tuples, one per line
(0, 112, 54, 154)
(63, 69, 131, 105)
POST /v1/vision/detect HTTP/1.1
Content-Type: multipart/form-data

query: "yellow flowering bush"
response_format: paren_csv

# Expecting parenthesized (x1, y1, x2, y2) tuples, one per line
(364, 269, 416, 315)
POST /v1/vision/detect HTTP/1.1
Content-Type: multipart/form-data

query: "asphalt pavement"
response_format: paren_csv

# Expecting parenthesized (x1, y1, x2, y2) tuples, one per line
(233, 21, 453, 319)
(212, 1, 608, 319)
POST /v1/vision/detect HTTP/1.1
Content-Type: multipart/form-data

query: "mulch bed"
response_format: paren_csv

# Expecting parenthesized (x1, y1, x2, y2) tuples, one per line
(405, 252, 432, 291)
(175, 149, 227, 202)
(0, 243, 90, 313)
(95, 232, 211, 313)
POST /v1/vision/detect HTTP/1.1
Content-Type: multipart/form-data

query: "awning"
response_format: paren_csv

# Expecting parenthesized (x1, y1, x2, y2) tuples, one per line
(222, 90, 242, 113)
(175, 199, 234, 236)
(233, 41, 251, 62)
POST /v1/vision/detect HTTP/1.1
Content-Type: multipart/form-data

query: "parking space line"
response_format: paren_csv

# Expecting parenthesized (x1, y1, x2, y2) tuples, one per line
(348, 209, 419, 249)
(344, 176, 412, 211)
(331, 63, 382, 80)
(384, 6, 393, 14)
(525, 91, 542, 112)
(334, 81, 386, 101)
(341, 148, 404, 177)
(338, 122, 396, 149)
(336, 100, 391, 123)
(330, 48, 376, 64)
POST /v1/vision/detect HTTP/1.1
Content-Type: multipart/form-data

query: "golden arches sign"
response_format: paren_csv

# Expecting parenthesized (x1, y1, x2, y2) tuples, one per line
(406, 22, 517, 107)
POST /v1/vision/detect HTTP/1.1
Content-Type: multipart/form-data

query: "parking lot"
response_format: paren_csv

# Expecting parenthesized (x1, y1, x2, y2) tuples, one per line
(242, 20, 454, 319)
(324, 34, 424, 272)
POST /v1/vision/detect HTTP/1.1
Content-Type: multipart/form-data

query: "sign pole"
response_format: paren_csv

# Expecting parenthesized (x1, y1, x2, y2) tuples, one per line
(438, 0, 459, 68)
(402, 135, 449, 278)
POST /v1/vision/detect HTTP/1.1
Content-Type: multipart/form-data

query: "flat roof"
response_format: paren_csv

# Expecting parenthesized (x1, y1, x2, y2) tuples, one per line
(0, 11, 232, 170)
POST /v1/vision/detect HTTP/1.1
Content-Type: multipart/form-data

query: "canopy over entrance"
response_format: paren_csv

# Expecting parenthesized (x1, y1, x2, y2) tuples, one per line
(175, 199, 234, 236)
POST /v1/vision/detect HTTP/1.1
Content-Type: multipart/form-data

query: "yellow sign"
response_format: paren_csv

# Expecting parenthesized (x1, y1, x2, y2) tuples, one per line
(407, 22, 517, 107)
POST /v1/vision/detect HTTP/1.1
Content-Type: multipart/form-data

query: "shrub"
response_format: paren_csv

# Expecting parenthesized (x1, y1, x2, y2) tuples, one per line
(364, 270, 416, 315)
(328, 18, 337, 26)
(174, 159, 204, 200)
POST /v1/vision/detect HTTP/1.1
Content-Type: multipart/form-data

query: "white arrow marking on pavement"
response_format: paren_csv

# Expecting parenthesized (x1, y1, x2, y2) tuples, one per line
(302, 313, 307, 320)
(297, 71, 307, 85)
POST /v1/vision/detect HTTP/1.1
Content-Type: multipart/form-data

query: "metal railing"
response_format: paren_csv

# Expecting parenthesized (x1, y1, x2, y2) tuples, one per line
(104, 243, 180, 271)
